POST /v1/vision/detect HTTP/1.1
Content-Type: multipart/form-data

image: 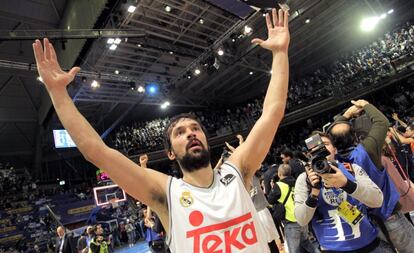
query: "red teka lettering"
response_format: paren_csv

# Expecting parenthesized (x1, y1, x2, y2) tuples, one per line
(186, 211, 258, 253)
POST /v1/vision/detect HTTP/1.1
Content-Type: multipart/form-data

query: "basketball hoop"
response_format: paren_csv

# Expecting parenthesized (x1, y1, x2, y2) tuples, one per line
(109, 198, 119, 208)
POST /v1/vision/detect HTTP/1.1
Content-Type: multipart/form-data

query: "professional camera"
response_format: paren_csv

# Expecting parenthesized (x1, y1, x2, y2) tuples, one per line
(305, 134, 332, 174)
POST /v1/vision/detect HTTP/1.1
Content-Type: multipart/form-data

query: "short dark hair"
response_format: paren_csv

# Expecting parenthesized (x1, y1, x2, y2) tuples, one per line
(281, 149, 293, 158)
(163, 113, 206, 152)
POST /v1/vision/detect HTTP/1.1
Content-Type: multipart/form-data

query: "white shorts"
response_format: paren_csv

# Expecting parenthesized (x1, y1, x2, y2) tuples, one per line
(257, 208, 280, 242)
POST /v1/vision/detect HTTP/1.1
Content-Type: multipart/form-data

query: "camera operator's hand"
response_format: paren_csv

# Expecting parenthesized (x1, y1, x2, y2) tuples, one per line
(351, 99, 369, 108)
(320, 165, 347, 189)
(343, 105, 363, 119)
(306, 167, 321, 196)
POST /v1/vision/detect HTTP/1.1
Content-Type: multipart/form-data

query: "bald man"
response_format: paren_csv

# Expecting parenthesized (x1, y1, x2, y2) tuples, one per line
(55, 226, 74, 253)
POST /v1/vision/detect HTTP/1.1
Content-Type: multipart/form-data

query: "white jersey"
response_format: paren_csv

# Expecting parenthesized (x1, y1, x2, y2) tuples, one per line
(166, 162, 270, 253)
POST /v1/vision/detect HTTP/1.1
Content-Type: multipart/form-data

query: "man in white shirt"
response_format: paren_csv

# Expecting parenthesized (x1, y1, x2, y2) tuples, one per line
(33, 8, 290, 253)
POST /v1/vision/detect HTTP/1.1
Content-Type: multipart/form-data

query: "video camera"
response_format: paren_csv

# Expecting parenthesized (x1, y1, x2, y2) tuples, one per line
(305, 134, 333, 174)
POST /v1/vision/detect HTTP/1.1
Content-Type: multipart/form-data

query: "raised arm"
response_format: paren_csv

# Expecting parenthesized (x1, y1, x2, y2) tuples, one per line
(32, 39, 168, 219)
(390, 127, 414, 145)
(392, 113, 408, 128)
(229, 9, 290, 179)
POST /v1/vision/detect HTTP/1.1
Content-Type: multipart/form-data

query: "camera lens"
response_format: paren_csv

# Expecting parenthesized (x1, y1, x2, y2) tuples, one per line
(312, 158, 330, 174)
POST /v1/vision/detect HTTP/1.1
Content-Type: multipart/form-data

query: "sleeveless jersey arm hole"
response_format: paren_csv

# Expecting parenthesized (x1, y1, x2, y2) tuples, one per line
(165, 176, 173, 247)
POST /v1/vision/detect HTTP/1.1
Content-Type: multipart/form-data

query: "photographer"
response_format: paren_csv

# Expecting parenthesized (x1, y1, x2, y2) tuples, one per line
(89, 225, 109, 253)
(328, 100, 414, 252)
(295, 132, 390, 252)
(268, 164, 320, 253)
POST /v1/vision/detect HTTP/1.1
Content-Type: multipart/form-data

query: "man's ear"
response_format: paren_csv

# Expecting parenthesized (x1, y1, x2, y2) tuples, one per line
(167, 150, 176, 160)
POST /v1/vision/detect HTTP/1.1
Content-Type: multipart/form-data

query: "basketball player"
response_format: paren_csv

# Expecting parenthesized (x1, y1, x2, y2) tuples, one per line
(32, 8, 290, 253)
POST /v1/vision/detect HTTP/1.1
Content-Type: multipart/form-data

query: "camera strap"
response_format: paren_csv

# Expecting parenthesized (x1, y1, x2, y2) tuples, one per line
(283, 186, 292, 205)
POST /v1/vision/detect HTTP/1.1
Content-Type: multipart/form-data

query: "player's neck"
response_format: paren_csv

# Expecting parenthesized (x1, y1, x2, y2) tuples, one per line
(182, 165, 214, 188)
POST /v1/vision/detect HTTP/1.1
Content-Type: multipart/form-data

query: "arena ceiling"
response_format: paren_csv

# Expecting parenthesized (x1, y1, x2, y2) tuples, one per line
(0, 0, 413, 166)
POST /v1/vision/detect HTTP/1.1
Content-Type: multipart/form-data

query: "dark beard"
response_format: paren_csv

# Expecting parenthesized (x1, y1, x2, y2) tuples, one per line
(178, 149, 211, 173)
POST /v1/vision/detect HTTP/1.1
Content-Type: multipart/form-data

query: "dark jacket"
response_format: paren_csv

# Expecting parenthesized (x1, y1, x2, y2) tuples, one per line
(76, 236, 88, 253)
(289, 158, 306, 179)
(263, 165, 278, 195)
(54, 234, 74, 253)
(334, 104, 389, 169)
(267, 176, 296, 204)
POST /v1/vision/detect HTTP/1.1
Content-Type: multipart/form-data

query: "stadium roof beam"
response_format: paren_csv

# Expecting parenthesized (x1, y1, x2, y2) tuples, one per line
(0, 28, 145, 40)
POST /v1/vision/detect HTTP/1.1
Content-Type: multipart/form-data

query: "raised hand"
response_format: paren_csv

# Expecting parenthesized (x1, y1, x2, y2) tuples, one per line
(236, 134, 244, 145)
(351, 99, 369, 108)
(139, 154, 149, 167)
(343, 105, 363, 119)
(32, 38, 80, 92)
(391, 113, 399, 121)
(251, 8, 290, 53)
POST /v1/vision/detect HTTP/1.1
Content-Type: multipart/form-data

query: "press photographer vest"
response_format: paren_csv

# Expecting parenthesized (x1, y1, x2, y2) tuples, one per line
(275, 181, 295, 222)
(336, 144, 400, 220)
(89, 238, 108, 253)
(312, 162, 378, 251)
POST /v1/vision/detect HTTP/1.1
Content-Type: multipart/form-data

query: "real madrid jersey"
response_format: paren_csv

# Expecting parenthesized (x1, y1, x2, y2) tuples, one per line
(166, 162, 270, 253)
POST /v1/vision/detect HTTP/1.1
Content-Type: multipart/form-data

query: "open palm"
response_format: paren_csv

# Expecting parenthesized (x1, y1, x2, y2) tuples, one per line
(252, 9, 290, 52)
(32, 38, 80, 91)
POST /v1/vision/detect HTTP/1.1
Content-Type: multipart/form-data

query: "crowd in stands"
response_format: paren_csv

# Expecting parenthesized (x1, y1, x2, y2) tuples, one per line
(0, 162, 165, 253)
(112, 22, 414, 156)
(2, 14, 414, 253)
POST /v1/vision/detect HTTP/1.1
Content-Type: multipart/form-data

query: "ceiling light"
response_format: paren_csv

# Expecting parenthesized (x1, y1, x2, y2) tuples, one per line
(169, 51, 174, 55)
(114, 38, 121, 45)
(244, 25, 253, 35)
(231, 38, 236, 43)
(262, 13, 266, 17)
(165, 5, 171, 12)
(387, 9, 394, 14)
(249, 71, 253, 75)
(199, 19, 204, 24)
(137, 86, 145, 93)
(107, 38, 114, 44)
(305, 18, 310, 23)
(127, 5, 136, 13)
(380, 13, 387, 19)
(217, 49, 224, 56)
(114, 70, 119, 74)
(91, 80, 100, 89)
(194, 68, 201, 75)
(109, 44, 117, 50)
(187, 75, 191, 79)
(161, 101, 170, 109)
(269, 70, 273, 74)
(360, 16, 379, 32)
(36, 76, 43, 83)
(294, 10, 300, 16)
(146, 84, 158, 95)
(137, 44, 142, 47)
